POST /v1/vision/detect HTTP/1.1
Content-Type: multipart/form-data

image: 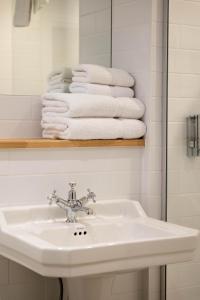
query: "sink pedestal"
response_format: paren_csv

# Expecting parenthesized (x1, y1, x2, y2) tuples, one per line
(63, 276, 114, 300)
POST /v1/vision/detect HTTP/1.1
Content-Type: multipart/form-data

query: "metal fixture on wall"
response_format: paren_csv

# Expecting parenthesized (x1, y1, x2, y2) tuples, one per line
(187, 115, 200, 157)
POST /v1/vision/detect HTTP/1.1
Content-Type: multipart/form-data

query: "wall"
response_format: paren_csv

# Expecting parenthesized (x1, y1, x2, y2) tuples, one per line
(0, 1, 164, 300)
(0, 0, 79, 95)
(79, 0, 111, 67)
(167, 0, 200, 299)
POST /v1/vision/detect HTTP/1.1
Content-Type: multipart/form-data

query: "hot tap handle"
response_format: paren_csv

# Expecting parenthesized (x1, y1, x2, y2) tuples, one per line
(47, 190, 57, 205)
(87, 189, 96, 203)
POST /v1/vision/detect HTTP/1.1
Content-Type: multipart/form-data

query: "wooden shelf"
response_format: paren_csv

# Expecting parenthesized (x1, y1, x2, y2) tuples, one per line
(0, 138, 145, 149)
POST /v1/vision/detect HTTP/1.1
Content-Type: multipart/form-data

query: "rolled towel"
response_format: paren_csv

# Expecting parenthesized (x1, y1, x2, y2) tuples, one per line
(48, 68, 72, 83)
(42, 118, 146, 140)
(72, 64, 134, 87)
(42, 93, 145, 119)
(69, 82, 134, 98)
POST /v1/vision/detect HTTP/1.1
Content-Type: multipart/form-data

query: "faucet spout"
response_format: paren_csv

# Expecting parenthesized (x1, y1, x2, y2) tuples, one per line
(48, 190, 77, 223)
(47, 182, 96, 223)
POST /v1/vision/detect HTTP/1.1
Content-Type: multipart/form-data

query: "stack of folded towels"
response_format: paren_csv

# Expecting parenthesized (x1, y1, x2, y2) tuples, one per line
(41, 64, 146, 140)
(46, 68, 72, 93)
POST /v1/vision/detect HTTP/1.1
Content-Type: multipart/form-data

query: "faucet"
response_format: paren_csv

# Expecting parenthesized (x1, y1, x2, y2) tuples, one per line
(47, 182, 96, 223)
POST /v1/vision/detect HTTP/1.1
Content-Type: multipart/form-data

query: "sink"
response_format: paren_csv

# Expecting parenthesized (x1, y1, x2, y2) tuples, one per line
(0, 199, 198, 278)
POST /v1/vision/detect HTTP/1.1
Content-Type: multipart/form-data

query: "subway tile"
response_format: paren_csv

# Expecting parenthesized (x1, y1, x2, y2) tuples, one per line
(142, 146, 162, 171)
(0, 171, 141, 206)
(169, 49, 200, 74)
(8, 148, 141, 175)
(168, 194, 200, 219)
(168, 122, 185, 147)
(169, 0, 200, 27)
(113, 0, 151, 29)
(141, 171, 162, 197)
(168, 73, 200, 98)
(168, 98, 200, 122)
(0, 98, 32, 120)
(0, 121, 41, 138)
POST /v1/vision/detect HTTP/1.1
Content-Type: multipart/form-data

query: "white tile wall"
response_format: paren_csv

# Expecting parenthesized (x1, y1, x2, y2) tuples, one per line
(79, 0, 111, 67)
(0, 0, 164, 300)
(167, 0, 200, 299)
(113, 0, 164, 299)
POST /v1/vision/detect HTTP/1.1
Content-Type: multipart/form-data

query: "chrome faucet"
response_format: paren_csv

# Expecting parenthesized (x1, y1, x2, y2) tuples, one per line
(47, 182, 96, 223)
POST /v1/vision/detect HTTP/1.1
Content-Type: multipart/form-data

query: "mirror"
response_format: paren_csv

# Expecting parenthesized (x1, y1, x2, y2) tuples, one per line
(0, 0, 112, 96)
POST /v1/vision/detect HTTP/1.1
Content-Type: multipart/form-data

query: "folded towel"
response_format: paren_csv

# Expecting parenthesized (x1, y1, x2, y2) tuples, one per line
(13, 0, 32, 27)
(69, 82, 134, 98)
(48, 68, 72, 82)
(42, 111, 69, 117)
(42, 118, 146, 140)
(42, 93, 145, 119)
(72, 64, 134, 87)
(43, 106, 68, 113)
(42, 115, 68, 124)
(47, 83, 70, 93)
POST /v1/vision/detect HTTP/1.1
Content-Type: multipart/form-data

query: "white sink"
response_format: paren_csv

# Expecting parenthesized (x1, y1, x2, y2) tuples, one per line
(0, 199, 198, 278)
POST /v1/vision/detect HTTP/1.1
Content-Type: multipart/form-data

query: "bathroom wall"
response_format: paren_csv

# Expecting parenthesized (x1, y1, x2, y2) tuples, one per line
(79, 0, 111, 67)
(0, 0, 164, 300)
(167, 0, 200, 299)
(113, 0, 164, 299)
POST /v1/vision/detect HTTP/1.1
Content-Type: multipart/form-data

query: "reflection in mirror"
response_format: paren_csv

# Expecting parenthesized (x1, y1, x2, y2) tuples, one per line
(0, 0, 111, 95)
(0, 0, 111, 138)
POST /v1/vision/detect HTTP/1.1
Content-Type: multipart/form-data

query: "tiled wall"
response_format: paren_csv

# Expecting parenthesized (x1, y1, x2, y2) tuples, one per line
(167, 0, 200, 299)
(112, 0, 163, 299)
(0, 0, 164, 299)
(79, 0, 111, 67)
(0, 95, 41, 138)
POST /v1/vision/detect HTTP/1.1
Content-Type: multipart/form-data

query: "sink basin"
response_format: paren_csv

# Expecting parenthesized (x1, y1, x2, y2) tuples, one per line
(0, 199, 198, 278)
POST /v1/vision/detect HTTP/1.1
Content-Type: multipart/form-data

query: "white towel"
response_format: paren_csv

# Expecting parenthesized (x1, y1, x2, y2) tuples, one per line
(72, 64, 134, 87)
(43, 106, 68, 113)
(13, 0, 32, 27)
(47, 83, 70, 93)
(42, 118, 146, 140)
(48, 68, 72, 82)
(69, 82, 134, 98)
(46, 68, 72, 93)
(42, 115, 68, 124)
(42, 93, 145, 119)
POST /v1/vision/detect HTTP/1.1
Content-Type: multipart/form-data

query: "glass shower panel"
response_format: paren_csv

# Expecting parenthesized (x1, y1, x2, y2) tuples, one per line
(167, 0, 200, 299)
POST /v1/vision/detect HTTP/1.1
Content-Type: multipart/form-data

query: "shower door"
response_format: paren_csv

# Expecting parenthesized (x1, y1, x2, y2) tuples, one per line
(166, 0, 200, 299)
